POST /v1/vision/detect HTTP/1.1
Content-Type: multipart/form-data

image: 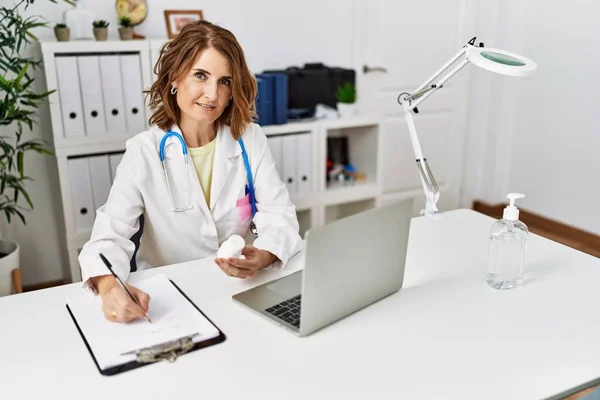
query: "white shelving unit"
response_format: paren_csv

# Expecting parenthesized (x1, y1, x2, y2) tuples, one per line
(39, 39, 385, 283)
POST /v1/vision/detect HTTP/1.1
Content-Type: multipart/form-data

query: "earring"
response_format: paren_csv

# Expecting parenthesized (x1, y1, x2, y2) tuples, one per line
(170, 86, 177, 95)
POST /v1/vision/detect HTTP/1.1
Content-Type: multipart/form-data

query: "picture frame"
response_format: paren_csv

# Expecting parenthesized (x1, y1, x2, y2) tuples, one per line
(164, 10, 204, 39)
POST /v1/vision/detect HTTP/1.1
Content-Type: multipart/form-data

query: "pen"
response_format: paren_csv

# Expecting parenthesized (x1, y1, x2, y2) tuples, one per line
(99, 253, 152, 323)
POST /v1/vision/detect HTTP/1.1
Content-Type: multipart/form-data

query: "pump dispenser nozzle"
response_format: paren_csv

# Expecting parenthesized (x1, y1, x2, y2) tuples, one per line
(503, 193, 525, 221)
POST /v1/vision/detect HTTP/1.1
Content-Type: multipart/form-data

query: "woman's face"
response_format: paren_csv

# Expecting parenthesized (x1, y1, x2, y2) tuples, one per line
(173, 47, 232, 128)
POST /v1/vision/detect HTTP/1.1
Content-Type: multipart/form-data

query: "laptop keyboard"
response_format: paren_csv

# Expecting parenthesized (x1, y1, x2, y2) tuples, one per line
(265, 295, 302, 328)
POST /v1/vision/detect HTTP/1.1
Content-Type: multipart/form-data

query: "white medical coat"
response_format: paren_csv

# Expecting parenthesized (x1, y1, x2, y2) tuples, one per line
(78, 123, 303, 285)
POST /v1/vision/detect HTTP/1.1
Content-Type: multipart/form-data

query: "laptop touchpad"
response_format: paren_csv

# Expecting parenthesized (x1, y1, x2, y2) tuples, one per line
(266, 272, 302, 297)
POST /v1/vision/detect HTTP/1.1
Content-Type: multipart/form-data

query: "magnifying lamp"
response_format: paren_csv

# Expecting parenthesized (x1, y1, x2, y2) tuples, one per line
(398, 37, 537, 216)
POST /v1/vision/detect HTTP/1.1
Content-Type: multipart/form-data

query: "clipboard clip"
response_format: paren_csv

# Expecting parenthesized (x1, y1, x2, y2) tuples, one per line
(121, 333, 199, 363)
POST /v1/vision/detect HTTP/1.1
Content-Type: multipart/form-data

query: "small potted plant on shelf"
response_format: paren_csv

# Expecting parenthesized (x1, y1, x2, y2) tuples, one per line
(335, 81, 357, 118)
(92, 20, 109, 41)
(118, 16, 133, 40)
(54, 23, 70, 42)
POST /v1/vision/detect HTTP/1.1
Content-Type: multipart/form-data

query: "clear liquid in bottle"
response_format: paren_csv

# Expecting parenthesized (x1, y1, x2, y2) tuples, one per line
(486, 219, 528, 289)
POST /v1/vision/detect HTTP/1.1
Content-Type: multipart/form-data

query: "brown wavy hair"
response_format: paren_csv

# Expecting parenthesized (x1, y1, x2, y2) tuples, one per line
(145, 20, 257, 139)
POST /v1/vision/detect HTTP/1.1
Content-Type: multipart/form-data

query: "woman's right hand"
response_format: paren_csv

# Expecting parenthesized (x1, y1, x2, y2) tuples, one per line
(91, 275, 151, 323)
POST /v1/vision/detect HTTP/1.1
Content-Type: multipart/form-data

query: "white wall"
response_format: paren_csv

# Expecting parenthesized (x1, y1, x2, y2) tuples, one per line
(509, 0, 600, 234)
(10, 0, 355, 285)
(22, 0, 356, 72)
(462, 0, 600, 235)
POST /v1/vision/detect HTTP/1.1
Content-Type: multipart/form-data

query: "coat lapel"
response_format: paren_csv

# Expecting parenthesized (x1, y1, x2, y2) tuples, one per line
(210, 124, 242, 210)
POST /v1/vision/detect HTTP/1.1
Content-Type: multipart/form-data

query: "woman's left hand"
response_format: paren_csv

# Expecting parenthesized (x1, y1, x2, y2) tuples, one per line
(214, 245, 277, 279)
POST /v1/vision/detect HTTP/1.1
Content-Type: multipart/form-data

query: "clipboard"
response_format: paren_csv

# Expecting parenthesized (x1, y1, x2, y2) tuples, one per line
(66, 279, 226, 376)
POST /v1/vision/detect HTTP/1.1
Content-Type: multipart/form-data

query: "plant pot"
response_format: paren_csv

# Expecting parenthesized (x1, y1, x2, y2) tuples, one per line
(54, 27, 70, 42)
(118, 27, 133, 40)
(0, 239, 20, 297)
(93, 27, 108, 41)
(337, 102, 357, 118)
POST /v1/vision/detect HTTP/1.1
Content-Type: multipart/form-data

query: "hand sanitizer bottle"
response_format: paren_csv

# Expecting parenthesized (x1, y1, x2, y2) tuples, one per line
(486, 193, 529, 290)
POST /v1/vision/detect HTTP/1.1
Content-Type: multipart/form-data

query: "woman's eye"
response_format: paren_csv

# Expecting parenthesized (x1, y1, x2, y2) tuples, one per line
(194, 72, 206, 80)
(220, 79, 231, 86)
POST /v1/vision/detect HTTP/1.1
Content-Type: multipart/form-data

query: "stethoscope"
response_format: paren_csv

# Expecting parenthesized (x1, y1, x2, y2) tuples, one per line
(159, 130, 258, 236)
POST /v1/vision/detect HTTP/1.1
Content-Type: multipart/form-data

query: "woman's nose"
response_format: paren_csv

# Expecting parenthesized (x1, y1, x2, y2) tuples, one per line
(203, 82, 218, 101)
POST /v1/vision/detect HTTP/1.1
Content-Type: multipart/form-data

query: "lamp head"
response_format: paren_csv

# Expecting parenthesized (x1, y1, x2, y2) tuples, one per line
(466, 45, 537, 77)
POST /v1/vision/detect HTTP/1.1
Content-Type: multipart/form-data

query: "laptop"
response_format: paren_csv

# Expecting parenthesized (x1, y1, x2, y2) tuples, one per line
(232, 198, 414, 337)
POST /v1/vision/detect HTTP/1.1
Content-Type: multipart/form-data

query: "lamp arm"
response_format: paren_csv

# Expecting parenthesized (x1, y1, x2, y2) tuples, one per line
(399, 44, 473, 216)
(410, 58, 469, 110)
(413, 46, 468, 96)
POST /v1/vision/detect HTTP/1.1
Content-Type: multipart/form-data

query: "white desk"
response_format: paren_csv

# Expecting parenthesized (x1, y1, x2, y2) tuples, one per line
(2, 209, 600, 400)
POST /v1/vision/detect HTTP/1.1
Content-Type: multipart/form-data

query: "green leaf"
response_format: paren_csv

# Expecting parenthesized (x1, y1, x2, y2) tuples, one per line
(17, 151, 23, 178)
(0, 100, 8, 120)
(15, 208, 26, 224)
(23, 89, 54, 100)
(15, 62, 29, 86)
(0, 74, 9, 91)
(16, 181, 33, 209)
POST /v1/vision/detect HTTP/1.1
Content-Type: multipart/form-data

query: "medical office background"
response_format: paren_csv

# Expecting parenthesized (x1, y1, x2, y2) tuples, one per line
(2, 0, 597, 290)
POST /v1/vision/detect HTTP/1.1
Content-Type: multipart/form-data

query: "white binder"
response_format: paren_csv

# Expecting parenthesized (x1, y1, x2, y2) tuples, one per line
(67, 157, 95, 233)
(88, 155, 112, 211)
(108, 153, 124, 182)
(281, 134, 297, 195)
(267, 135, 283, 178)
(99, 55, 127, 133)
(77, 56, 107, 136)
(119, 54, 146, 133)
(295, 133, 312, 195)
(55, 56, 85, 137)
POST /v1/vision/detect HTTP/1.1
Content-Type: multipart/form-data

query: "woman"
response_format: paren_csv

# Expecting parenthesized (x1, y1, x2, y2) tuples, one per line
(78, 20, 302, 323)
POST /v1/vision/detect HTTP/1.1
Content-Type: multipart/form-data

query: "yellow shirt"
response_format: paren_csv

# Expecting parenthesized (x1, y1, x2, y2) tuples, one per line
(188, 137, 217, 208)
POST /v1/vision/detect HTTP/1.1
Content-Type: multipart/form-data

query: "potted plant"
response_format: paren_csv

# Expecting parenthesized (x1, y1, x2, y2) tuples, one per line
(92, 19, 109, 41)
(335, 81, 357, 118)
(53, 23, 70, 42)
(118, 16, 133, 40)
(0, 0, 71, 296)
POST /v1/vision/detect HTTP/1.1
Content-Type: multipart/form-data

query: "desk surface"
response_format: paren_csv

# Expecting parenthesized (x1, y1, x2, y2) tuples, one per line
(2, 209, 600, 400)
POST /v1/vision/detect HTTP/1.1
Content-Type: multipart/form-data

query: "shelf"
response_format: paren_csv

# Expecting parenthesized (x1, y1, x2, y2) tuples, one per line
(262, 120, 316, 136)
(54, 133, 134, 157)
(320, 115, 381, 130)
(261, 115, 381, 136)
(323, 181, 381, 205)
(40, 39, 151, 54)
(326, 120, 379, 196)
